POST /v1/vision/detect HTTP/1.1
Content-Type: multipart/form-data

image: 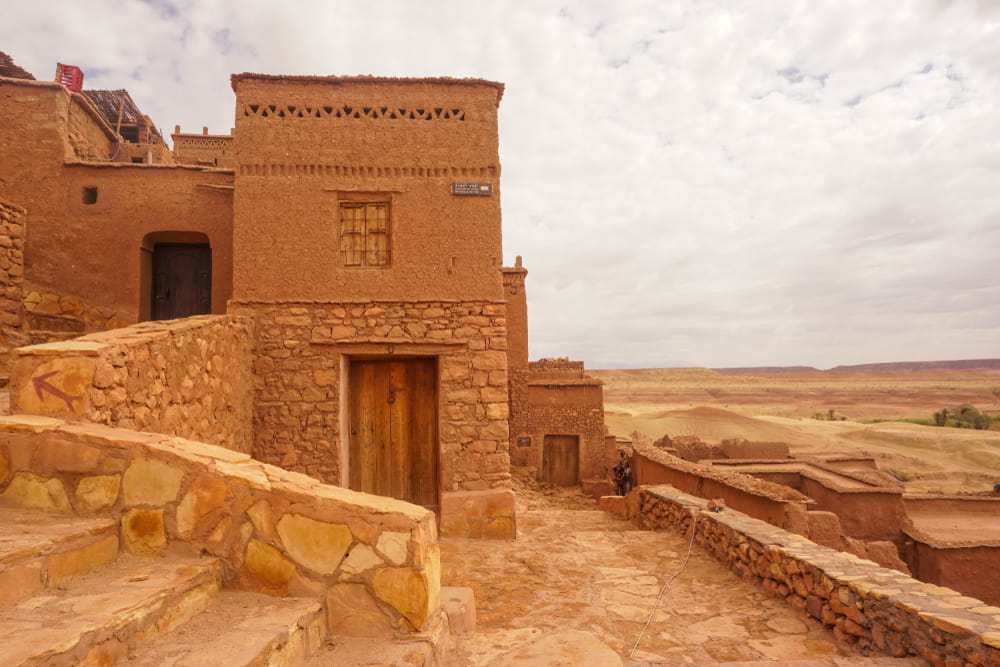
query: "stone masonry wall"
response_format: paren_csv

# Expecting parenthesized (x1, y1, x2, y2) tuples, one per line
(634, 485, 1000, 664)
(0, 416, 441, 636)
(241, 300, 511, 493)
(10, 315, 254, 453)
(0, 196, 25, 340)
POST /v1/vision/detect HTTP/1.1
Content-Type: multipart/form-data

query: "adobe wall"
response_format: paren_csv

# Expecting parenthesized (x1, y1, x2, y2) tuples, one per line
(171, 127, 234, 168)
(904, 540, 1000, 607)
(230, 75, 505, 304)
(229, 76, 514, 538)
(632, 445, 811, 535)
(28, 163, 232, 328)
(796, 476, 907, 544)
(0, 78, 233, 331)
(0, 416, 442, 636)
(501, 260, 528, 370)
(234, 300, 515, 538)
(9, 315, 254, 453)
(634, 485, 1000, 664)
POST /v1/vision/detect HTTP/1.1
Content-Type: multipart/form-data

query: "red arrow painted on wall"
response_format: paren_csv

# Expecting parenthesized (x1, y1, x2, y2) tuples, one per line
(32, 371, 82, 411)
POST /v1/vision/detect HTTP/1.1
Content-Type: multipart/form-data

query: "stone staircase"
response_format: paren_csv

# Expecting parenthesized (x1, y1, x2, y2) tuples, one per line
(0, 506, 325, 665)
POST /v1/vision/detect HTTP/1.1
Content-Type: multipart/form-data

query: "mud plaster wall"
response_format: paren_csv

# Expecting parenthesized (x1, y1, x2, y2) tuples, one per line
(231, 76, 504, 304)
(0, 79, 233, 330)
(633, 446, 810, 535)
(796, 477, 907, 544)
(501, 265, 527, 370)
(29, 164, 233, 327)
(236, 301, 511, 493)
(903, 539, 1000, 607)
(635, 486, 1000, 664)
(10, 315, 254, 453)
(0, 197, 25, 332)
(172, 133, 234, 168)
(0, 417, 442, 636)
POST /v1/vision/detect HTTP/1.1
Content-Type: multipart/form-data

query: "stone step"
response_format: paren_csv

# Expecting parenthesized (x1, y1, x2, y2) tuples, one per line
(126, 591, 326, 666)
(0, 553, 223, 665)
(630, 659, 927, 666)
(0, 506, 120, 607)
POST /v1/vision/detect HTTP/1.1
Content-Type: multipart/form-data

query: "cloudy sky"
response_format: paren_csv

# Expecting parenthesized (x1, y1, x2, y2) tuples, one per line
(3, 1, 998, 369)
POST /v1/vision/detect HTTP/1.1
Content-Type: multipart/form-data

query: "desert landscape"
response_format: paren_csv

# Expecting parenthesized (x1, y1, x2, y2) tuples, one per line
(592, 365, 1000, 495)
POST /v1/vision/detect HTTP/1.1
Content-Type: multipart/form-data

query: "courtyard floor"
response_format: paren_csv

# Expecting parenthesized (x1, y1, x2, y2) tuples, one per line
(439, 476, 872, 666)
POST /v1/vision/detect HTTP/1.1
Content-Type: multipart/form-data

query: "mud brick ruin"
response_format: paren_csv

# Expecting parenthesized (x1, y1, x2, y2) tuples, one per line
(1, 51, 999, 664)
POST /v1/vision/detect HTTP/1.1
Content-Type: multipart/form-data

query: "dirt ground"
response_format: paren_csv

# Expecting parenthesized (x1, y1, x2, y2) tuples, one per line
(593, 368, 1000, 495)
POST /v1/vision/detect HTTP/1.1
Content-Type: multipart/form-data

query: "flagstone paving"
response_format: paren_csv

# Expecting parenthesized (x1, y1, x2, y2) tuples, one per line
(440, 478, 869, 665)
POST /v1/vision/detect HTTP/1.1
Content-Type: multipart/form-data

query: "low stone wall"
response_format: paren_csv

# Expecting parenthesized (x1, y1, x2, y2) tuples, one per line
(634, 485, 1000, 664)
(633, 444, 811, 535)
(9, 315, 253, 453)
(0, 416, 441, 636)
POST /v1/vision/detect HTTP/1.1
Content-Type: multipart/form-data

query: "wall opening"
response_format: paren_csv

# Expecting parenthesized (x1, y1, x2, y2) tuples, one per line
(542, 434, 580, 486)
(347, 357, 439, 511)
(139, 231, 212, 321)
(82, 186, 98, 205)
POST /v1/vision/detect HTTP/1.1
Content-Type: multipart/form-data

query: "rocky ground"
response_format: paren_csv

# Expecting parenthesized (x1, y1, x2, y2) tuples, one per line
(438, 474, 865, 665)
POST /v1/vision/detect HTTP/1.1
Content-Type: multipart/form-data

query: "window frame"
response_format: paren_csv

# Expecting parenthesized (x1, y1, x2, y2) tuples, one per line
(339, 200, 391, 268)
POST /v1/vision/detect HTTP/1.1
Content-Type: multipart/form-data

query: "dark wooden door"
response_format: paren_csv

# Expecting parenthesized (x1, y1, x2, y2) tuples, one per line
(152, 244, 211, 320)
(349, 358, 439, 509)
(543, 435, 580, 486)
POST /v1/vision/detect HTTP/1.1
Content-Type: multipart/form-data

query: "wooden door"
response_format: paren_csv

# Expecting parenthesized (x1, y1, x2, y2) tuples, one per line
(152, 243, 211, 320)
(348, 358, 439, 509)
(542, 435, 580, 486)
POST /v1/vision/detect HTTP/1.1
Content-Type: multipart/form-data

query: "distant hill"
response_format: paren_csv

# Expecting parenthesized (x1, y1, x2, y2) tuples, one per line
(712, 359, 1000, 374)
(713, 366, 821, 375)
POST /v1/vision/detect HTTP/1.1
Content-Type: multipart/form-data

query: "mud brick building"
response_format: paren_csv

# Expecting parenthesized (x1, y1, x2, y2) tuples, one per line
(0, 58, 233, 334)
(0, 52, 610, 538)
(226, 73, 515, 535)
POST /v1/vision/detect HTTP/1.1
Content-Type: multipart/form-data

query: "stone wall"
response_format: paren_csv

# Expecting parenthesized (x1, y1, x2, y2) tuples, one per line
(0, 196, 25, 351)
(633, 485, 1000, 664)
(10, 315, 254, 453)
(238, 300, 516, 538)
(0, 416, 442, 636)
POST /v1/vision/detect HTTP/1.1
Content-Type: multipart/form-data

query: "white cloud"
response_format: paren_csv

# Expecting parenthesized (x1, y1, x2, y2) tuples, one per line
(2, 0, 998, 368)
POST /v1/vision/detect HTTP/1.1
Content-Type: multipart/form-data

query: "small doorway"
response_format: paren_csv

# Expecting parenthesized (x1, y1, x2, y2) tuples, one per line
(151, 243, 211, 320)
(348, 358, 439, 510)
(542, 434, 580, 486)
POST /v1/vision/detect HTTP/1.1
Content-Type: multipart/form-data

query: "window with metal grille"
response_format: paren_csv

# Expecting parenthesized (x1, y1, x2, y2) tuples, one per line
(339, 202, 390, 267)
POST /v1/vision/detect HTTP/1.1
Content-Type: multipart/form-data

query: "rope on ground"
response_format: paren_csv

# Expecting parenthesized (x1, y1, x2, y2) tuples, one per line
(628, 512, 699, 659)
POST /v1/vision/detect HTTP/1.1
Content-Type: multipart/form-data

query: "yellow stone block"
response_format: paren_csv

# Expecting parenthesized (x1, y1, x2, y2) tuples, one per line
(276, 513, 352, 575)
(246, 499, 275, 540)
(373, 567, 431, 630)
(176, 476, 230, 538)
(0, 472, 71, 512)
(122, 458, 183, 506)
(122, 508, 166, 555)
(376, 531, 409, 566)
(48, 535, 118, 585)
(75, 475, 121, 513)
(981, 631, 1000, 649)
(15, 358, 93, 418)
(244, 539, 297, 589)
